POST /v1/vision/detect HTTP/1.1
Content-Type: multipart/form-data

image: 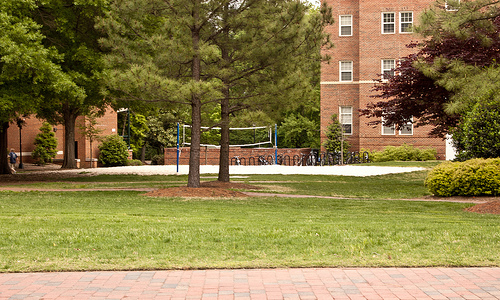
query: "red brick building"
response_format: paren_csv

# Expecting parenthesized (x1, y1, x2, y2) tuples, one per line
(7, 107, 118, 168)
(320, 0, 451, 159)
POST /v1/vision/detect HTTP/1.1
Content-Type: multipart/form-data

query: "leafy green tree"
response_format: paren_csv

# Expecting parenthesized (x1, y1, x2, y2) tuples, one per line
(32, 0, 110, 169)
(0, 0, 81, 174)
(322, 114, 350, 155)
(279, 114, 319, 148)
(129, 114, 149, 161)
(32, 122, 58, 165)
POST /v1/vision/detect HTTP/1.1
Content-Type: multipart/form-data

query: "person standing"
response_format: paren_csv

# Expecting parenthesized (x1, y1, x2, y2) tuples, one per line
(8, 148, 18, 174)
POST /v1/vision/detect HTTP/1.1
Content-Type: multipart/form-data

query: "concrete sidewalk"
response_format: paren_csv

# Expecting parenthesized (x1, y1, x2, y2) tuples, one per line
(44, 164, 424, 177)
(1, 267, 499, 299)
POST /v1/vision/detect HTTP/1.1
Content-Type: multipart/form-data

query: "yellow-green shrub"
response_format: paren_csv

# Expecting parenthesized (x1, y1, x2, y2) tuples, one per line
(425, 158, 500, 196)
(365, 144, 437, 162)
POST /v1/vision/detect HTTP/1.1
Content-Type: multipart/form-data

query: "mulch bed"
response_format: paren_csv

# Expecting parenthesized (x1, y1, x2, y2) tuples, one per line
(144, 181, 261, 198)
(465, 200, 500, 215)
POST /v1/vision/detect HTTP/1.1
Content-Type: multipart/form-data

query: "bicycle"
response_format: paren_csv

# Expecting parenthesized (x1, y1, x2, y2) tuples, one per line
(232, 156, 242, 166)
(258, 155, 269, 165)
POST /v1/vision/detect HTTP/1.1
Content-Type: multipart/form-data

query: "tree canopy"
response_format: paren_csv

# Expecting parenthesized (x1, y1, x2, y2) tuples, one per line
(0, 0, 81, 174)
(100, 0, 332, 186)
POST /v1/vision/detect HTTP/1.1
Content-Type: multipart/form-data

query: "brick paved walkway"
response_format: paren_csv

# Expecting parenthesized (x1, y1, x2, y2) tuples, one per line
(1, 268, 499, 299)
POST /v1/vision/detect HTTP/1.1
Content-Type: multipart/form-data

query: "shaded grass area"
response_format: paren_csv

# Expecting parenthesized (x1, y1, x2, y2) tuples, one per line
(0, 191, 499, 272)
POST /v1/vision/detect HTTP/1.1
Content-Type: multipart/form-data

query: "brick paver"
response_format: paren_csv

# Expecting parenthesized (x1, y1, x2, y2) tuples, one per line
(1, 268, 499, 299)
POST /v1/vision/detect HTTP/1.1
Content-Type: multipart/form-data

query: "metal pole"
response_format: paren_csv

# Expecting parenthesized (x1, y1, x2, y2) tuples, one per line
(18, 125, 23, 169)
(274, 124, 278, 165)
(177, 123, 180, 173)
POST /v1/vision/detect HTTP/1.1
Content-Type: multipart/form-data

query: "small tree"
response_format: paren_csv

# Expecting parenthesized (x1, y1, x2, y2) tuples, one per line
(79, 110, 103, 168)
(98, 135, 129, 167)
(322, 114, 350, 160)
(32, 122, 58, 165)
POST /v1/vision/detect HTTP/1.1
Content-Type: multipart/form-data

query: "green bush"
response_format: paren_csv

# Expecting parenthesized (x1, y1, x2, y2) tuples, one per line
(98, 135, 129, 167)
(425, 158, 500, 197)
(367, 144, 436, 162)
(151, 154, 164, 165)
(32, 122, 58, 165)
(127, 159, 143, 166)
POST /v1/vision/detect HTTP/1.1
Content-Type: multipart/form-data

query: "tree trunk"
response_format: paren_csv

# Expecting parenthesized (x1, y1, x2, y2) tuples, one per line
(0, 122, 12, 174)
(187, 2, 202, 188)
(61, 106, 78, 169)
(218, 86, 231, 182)
(141, 144, 146, 163)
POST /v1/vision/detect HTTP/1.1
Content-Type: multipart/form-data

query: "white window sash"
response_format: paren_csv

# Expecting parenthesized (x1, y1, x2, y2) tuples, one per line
(382, 59, 395, 80)
(339, 15, 352, 36)
(381, 117, 395, 135)
(399, 12, 413, 33)
(339, 61, 353, 82)
(340, 106, 353, 135)
(382, 12, 395, 34)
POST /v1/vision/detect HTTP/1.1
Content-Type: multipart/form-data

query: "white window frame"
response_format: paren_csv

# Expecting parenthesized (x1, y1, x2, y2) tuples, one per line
(445, 0, 460, 11)
(399, 118, 414, 135)
(339, 15, 353, 36)
(340, 106, 353, 135)
(399, 12, 413, 33)
(381, 117, 395, 135)
(382, 59, 395, 80)
(382, 12, 395, 34)
(339, 61, 353, 82)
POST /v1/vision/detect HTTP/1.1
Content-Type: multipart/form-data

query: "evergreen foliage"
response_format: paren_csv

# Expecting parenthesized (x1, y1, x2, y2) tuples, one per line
(99, 0, 333, 185)
(32, 122, 58, 165)
(451, 100, 500, 160)
(98, 135, 129, 167)
(322, 114, 349, 154)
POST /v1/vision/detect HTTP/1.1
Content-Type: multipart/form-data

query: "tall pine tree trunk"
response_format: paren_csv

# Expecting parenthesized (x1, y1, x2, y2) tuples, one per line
(218, 8, 231, 183)
(61, 105, 78, 169)
(0, 122, 12, 174)
(187, 1, 202, 188)
(218, 85, 231, 182)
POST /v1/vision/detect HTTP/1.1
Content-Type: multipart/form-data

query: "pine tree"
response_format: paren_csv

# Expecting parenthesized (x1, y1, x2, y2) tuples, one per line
(322, 114, 349, 155)
(32, 122, 58, 165)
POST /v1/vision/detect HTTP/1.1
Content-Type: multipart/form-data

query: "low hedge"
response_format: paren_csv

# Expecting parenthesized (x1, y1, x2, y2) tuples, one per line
(425, 158, 500, 197)
(365, 144, 437, 162)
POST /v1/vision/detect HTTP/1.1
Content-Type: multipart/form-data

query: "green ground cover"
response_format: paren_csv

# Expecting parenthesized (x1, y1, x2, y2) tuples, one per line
(0, 162, 498, 272)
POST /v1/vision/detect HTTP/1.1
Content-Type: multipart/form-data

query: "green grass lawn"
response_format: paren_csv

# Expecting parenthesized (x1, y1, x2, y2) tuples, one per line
(0, 163, 499, 272)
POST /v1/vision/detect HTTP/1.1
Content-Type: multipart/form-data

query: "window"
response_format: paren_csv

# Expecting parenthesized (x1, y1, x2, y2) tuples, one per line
(382, 59, 395, 80)
(340, 106, 353, 135)
(446, 0, 460, 11)
(340, 61, 353, 82)
(382, 12, 395, 34)
(400, 12, 413, 33)
(399, 118, 413, 135)
(382, 117, 395, 135)
(339, 15, 352, 36)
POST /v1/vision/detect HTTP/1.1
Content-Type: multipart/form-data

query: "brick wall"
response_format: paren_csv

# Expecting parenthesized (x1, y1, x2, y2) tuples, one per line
(164, 147, 314, 165)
